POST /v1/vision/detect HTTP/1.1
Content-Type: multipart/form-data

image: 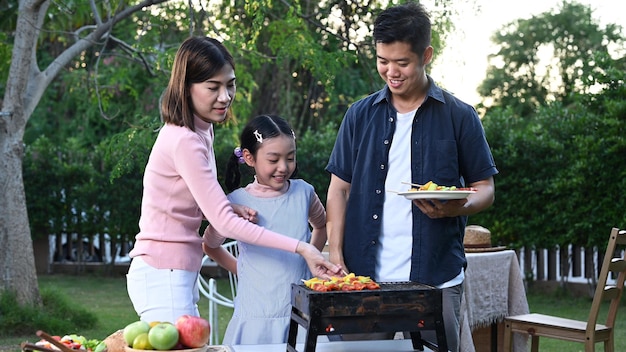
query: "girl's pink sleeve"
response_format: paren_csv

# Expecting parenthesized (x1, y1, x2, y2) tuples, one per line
(175, 133, 299, 253)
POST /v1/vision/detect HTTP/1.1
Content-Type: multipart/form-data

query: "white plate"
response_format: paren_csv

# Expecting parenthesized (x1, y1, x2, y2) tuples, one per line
(398, 190, 475, 200)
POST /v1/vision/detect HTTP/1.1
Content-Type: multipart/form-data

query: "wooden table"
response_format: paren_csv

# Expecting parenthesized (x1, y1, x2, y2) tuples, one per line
(460, 249, 529, 352)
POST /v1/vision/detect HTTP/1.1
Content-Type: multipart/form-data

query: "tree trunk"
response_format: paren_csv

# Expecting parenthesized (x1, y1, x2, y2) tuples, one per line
(0, 0, 51, 307)
(1, 0, 170, 306)
(0, 125, 42, 305)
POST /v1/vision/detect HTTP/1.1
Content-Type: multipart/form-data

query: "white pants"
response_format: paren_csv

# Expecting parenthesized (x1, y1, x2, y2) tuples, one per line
(126, 256, 200, 324)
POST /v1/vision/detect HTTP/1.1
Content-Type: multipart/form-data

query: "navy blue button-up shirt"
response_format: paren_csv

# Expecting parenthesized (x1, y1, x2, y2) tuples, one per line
(326, 77, 498, 286)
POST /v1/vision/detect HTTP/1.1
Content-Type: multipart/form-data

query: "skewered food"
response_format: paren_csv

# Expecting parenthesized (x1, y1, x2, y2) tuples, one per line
(302, 273, 380, 292)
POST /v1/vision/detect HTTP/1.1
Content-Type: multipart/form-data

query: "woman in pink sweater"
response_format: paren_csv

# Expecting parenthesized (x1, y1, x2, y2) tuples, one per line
(126, 36, 341, 324)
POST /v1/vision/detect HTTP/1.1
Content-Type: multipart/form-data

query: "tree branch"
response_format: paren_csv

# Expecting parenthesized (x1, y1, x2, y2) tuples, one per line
(44, 0, 170, 84)
(275, 0, 377, 87)
(27, 0, 171, 117)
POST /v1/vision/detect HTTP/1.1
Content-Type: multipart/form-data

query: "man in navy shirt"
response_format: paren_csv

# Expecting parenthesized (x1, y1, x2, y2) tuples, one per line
(325, 2, 498, 351)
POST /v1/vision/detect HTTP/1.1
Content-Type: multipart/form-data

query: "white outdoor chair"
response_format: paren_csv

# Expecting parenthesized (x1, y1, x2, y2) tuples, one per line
(198, 240, 239, 345)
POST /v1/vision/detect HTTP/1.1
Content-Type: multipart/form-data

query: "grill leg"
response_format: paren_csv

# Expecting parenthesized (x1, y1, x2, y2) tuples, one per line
(303, 329, 318, 352)
(409, 331, 426, 351)
(408, 325, 448, 351)
(286, 315, 299, 352)
(287, 307, 320, 352)
(435, 320, 448, 352)
(411, 331, 445, 352)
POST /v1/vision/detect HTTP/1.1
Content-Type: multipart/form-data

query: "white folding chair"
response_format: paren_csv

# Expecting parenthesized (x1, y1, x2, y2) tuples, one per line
(198, 240, 239, 345)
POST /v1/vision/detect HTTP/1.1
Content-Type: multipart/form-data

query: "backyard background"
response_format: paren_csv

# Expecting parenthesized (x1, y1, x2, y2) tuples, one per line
(1, 0, 625, 350)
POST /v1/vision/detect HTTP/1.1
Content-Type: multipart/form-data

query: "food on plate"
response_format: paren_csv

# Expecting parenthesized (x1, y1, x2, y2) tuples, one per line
(303, 273, 381, 292)
(409, 181, 475, 192)
(34, 334, 101, 351)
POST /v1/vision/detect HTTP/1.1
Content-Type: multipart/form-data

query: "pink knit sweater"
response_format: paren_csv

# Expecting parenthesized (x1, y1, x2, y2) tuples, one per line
(129, 116, 299, 271)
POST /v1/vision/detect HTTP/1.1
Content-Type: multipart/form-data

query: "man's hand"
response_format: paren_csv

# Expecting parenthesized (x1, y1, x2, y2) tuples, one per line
(413, 177, 495, 218)
(329, 250, 349, 276)
(413, 198, 468, 219)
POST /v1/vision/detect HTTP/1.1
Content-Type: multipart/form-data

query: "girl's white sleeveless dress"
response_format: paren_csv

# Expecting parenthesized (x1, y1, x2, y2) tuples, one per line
(222, 179, 314, 345)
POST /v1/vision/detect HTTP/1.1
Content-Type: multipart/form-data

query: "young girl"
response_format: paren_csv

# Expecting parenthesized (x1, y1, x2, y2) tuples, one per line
(126, 36, 339, 325)
(204, 115, 327, 344)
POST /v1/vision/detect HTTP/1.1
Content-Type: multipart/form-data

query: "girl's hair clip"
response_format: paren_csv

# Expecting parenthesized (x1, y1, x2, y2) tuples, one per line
(253, 130, 263, 143)
(233, 147, 245, 164)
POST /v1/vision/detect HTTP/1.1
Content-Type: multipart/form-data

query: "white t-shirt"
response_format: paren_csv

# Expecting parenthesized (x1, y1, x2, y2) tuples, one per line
(377, 110, 415, 281)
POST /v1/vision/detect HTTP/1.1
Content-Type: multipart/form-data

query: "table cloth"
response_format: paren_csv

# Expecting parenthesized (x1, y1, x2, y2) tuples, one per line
(460, 250, 529, 352)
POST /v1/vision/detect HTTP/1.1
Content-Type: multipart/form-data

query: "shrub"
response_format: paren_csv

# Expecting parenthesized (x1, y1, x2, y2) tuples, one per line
(0, 288, 97, 336)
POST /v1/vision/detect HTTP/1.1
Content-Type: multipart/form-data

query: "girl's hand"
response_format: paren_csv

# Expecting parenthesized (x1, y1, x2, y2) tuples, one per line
(296, 242, 343, 280)
(231, 203, 258, 223)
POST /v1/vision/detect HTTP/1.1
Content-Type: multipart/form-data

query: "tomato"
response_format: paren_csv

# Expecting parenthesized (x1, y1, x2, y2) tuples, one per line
(312, 283, 329, 292)
(341, 284, 355, 291)
(365, 282, 380, 290)
(325, 283, 339, 291)
(353, 282, 367, 290)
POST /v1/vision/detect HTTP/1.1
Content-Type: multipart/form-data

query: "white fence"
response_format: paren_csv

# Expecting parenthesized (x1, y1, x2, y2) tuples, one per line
(516, 244, 622, 288)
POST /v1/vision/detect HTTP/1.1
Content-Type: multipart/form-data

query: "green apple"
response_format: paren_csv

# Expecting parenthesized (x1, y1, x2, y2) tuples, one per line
(148, 322, 179, 350)
(123, 320, 151, 347)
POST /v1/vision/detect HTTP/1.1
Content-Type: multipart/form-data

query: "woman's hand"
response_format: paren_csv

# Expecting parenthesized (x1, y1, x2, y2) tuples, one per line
(231, 203, 258, 223)
(296, 241, 343, 279)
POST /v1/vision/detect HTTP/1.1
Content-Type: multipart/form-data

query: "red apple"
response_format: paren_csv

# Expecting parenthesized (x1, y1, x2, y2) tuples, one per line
(175, 315, 210, 348)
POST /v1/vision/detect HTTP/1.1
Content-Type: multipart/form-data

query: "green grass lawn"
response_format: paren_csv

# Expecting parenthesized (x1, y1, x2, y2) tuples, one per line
(0, 274, 624, 351)
(0, 274, 233, 352)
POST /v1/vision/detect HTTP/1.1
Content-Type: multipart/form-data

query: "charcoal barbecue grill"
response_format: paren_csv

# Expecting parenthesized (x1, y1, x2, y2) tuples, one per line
(287, 282, 448, 352)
